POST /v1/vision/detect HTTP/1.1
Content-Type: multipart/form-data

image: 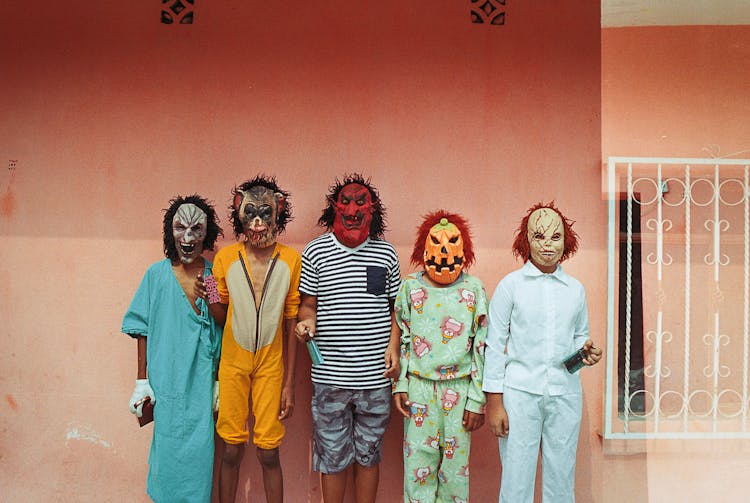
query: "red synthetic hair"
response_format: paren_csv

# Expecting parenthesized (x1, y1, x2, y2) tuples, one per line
(512, 201, 579, 263)
(411, 210, 476, 269)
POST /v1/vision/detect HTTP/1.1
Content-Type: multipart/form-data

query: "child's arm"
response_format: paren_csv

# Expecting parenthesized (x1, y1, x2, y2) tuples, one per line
(383, 302, 401, 379)
(485, 392, 509, 437)
(207, 301, 228, 327)
(279, 316, 298, 420)
(574, 290, 603, 367)
(295, 294, 317, 341)
(391, 283, 411, 418)
(467, 284, 489, 413)
(464, 284, 490, 431)
(390, 316, 409, 418)
(123, 270, 156, 417)
(482, 281, 512, 394)
(128, 336, 156, 417)
(391, 284, 411, 394)
(194, 273, 228, 326)
(136, 335, 147, 380)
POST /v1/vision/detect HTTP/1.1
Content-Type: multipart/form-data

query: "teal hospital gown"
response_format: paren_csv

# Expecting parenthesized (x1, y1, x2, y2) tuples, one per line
(122, 259, 222, 503)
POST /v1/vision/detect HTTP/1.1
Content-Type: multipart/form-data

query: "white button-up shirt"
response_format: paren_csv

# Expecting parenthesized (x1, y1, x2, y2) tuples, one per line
(482, 261, 589, 396)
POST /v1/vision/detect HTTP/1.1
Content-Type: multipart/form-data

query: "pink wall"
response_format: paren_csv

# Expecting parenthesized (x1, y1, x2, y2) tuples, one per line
(1, 1, 603, 501)
(602, 25, 750, 503)
(602, 26, 750, 159)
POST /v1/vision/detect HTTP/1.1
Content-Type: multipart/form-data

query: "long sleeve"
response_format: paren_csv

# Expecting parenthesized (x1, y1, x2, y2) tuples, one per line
(572, 289, 590, 350)
(284, 248, 302, 318)
(465, 283, 489, 413)
(393, 281, 412, 394)
(482, 280, 512, 394)
(122, 265, 153, 338)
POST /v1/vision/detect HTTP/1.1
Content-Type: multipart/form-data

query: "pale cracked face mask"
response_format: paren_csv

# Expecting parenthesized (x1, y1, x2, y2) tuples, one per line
(172, 203, 207, 264)
(527, 207, 564, 273)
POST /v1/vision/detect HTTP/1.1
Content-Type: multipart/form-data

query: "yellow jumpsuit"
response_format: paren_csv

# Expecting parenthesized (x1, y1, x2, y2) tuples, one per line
(212, 241, 301, 448)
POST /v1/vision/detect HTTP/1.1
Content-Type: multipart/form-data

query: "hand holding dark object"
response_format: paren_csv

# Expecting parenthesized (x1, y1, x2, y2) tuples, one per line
(582, 339, 602, 366)
(295, 320, 316, 343)
(134, 397, 154, 427)
(563, 339, 602, 373)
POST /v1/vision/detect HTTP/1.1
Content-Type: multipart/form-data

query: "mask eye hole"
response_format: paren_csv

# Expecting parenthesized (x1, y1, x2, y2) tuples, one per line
(449, 236, 459, 244)
(258, 205, 273, 219)
(430, 236, 440, 245)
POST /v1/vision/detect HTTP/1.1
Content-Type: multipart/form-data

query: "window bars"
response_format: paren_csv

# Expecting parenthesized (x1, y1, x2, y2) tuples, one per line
(606, 157, 750, 439)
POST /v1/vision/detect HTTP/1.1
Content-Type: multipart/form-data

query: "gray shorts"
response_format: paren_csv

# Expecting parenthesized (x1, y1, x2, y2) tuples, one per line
(311, 383, 392, 474)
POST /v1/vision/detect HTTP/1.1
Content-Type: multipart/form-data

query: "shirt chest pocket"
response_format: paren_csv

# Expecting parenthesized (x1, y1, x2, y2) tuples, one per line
(366, 266, 387, 296)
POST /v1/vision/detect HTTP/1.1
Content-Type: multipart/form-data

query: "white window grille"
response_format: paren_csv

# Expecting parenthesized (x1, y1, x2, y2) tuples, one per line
(605, 156, 750, 439)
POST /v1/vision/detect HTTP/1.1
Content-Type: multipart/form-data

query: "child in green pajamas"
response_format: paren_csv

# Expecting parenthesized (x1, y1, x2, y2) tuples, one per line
(393, 211, 488, 503)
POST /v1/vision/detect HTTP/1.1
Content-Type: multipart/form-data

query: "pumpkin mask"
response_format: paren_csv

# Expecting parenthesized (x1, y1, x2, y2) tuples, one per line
(411, 211, 475, 286)
(423, 217, 465, 285)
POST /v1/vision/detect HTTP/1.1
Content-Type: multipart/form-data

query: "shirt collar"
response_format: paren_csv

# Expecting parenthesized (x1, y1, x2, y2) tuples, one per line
(522, 260, 570, 285)
(329, 232, 370, 252)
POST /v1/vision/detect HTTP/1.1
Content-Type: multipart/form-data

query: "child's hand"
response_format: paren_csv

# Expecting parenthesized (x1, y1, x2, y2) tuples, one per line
(278, 384, 294, 421)
(583, 339, 603, 366)
(486, 393, 509, 437)
(462, 411, 484, 432)
(194, 274, 206, 300)
(383, 344, 400, 379)
(393, 392, 411, 419)
(295, 320, 315, 343)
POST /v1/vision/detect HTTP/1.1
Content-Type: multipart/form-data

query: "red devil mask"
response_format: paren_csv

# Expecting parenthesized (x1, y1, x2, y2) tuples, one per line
(332, 183, 374, 248)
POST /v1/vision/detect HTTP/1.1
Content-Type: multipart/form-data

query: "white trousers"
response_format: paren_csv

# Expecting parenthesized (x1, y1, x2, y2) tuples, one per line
(497, 388, 582, 503)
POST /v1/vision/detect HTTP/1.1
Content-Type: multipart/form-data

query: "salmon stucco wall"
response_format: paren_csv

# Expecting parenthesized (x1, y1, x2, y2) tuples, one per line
(0, 2, 603, 501)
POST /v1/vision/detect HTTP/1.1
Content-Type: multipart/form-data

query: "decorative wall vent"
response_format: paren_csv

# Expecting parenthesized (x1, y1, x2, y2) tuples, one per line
(471, 0, 506, 25)
(162, 0, 194, 25)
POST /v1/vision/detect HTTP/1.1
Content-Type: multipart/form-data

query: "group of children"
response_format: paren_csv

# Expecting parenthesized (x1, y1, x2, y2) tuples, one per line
(122, 173, 602, 503)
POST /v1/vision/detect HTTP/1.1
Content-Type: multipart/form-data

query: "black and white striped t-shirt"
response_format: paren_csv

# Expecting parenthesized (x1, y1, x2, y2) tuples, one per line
(300, 233, 401, 389)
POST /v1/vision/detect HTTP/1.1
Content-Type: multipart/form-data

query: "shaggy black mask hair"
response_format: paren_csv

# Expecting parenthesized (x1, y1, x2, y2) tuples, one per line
(230, 175, 292, 240)
(318, 173, 387, 239)
(163, 194, 223, 261)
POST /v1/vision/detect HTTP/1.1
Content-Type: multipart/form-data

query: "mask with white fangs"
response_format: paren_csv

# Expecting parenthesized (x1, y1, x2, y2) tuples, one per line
(172, 203, 207, 264)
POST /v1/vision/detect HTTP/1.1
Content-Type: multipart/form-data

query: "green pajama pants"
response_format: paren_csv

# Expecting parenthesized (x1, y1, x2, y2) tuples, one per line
(403, 376, 472, 503)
